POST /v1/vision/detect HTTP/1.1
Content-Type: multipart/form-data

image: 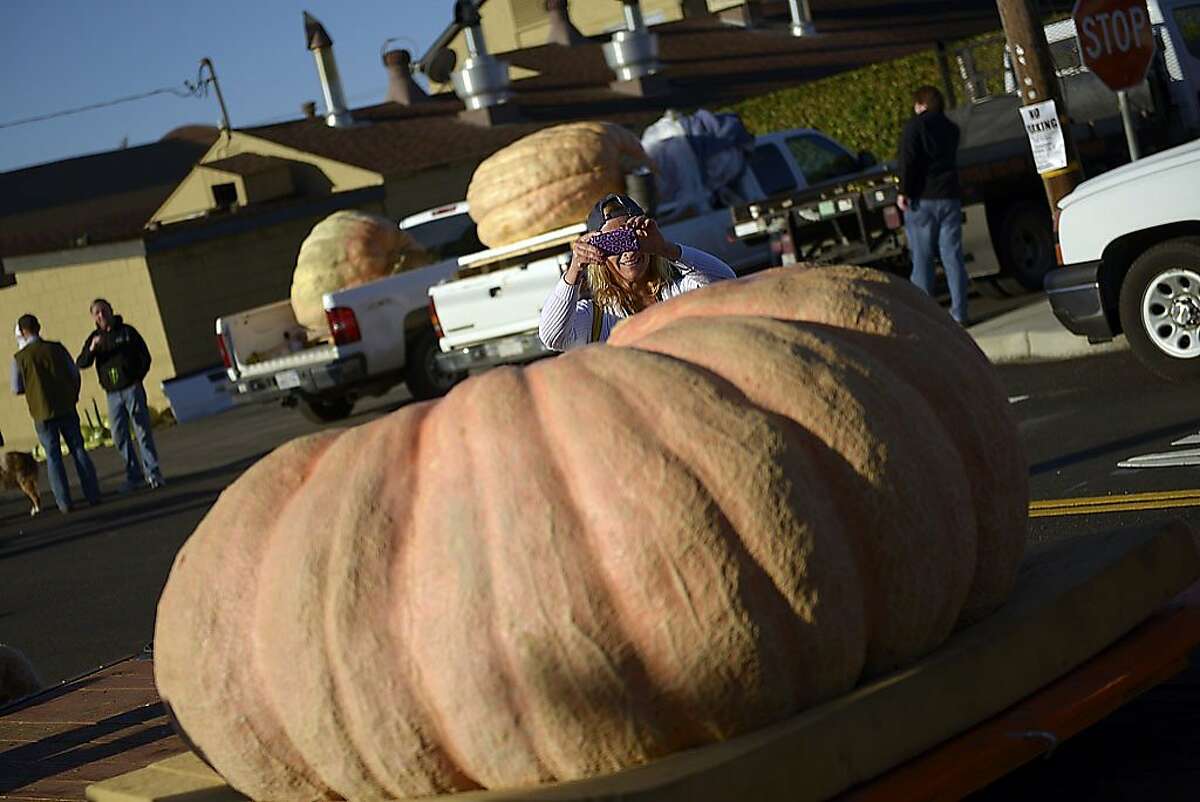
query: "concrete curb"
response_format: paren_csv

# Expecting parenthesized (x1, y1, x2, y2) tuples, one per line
(967, 298, 1129, 364)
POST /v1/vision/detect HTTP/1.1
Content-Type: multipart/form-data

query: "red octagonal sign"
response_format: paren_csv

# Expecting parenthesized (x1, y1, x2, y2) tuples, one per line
(1073, 0, 1157, 91)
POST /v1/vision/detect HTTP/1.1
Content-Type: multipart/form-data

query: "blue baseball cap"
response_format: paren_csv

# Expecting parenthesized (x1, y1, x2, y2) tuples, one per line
(586, 193, 645, 233)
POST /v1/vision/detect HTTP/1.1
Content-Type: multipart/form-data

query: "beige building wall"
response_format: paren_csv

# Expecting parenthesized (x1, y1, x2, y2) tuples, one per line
(151, 132, 383, 226)
(383, 162, 479, 220)
(146, 199, 387, 378)
(0, 241, 175, 452)
(443, 0, 746, 66)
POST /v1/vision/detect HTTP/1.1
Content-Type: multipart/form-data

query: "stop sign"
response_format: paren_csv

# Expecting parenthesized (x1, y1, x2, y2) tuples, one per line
(1073, 0, 1157, 91)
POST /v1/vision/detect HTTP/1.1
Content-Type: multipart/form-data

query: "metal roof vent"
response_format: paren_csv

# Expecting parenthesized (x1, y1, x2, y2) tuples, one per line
(788, 0, 817, 37)
(383, 49, 429, 105)
(603, 0, 661, 83)
(547, 0, 585, 46)
(304, 12, 353, 127)
(450, 0, 512, 112)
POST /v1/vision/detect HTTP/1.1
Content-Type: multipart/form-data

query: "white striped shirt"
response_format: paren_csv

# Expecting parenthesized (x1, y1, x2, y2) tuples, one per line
(538, 245, 735, 351)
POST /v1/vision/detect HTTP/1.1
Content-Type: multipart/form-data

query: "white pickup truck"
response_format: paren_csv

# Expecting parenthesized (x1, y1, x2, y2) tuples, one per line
(1047, 136, 1200, 381)
(427, 128, 883, 372)
(215, 204, 478, 422)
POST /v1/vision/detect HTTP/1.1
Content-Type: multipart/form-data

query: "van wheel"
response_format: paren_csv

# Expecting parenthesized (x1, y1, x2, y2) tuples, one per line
(997, 201, 1055, 291)
(1119, 237, 1200, 382)
(406, 329, 466, 401)
(299, 396, 355, 423)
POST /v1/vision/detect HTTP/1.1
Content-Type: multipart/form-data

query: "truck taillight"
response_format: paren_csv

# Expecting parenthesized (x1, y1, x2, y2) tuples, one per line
(326, 307, 361, 345)
(216, 333, 232, 369)
(428, 296, 444, 339)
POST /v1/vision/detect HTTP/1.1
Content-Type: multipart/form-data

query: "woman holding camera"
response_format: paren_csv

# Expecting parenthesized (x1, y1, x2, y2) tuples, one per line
(539, 193, 736, 351)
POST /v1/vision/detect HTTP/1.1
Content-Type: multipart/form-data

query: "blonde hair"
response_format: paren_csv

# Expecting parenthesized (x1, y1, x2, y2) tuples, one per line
(585, 256, 678, 316)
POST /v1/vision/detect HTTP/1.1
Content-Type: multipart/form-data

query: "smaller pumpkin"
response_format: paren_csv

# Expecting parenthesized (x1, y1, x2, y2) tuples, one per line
(466, 122, 652, 248)
(289, 210, 431, 333)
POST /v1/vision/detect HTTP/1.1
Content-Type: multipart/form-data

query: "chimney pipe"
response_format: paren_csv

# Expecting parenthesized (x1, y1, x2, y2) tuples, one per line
(383, 49, 428, 105)
(450, 0, 512, 111)
(304, 12, 353, 128)
(622, 0, 647, 32)
(302, 101, 318, 119)
(546, 0, 584, 46)
(787, 0, 817, 36)
(603, 1, 661, 83)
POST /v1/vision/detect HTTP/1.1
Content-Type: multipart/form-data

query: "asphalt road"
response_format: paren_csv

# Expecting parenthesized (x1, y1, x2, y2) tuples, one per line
(3, 346, 1200, 798)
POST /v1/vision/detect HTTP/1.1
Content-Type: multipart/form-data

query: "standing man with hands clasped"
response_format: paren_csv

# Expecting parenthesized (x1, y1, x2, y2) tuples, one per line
(76, 299, 165, 492)
(897, 85, 971, 326)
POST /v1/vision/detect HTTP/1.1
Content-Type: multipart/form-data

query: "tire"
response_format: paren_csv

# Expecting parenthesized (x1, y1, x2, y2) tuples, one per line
(996, 201, 1056, 291)
(1118, 237, 1200, 382)
(298, 395, 355, 424)
(405, 328, 466, 401)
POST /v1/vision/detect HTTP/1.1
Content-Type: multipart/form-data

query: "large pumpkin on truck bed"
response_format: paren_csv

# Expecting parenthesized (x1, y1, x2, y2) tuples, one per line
(290, 210, 431, 333)
(466, 121, 653, 248)
(154, 266, 1027, 801)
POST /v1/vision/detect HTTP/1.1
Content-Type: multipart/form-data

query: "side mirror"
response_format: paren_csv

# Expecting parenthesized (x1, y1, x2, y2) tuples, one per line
(858, 150, 879, 169)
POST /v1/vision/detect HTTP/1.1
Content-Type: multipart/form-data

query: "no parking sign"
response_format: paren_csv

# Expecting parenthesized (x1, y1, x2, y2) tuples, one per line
(1019, 99, 1069, 174)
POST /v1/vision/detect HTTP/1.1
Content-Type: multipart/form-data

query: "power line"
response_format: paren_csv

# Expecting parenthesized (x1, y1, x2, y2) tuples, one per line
(0, 85, 199, 130)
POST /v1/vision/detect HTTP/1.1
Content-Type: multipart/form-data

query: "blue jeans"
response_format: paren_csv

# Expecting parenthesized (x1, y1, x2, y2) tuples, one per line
(34, 413, 101, 511)
(107, 383, 163, 486)
(905, 197, 970, 324)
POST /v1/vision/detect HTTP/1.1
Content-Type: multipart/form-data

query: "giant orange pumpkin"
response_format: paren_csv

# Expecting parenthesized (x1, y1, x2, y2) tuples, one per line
(466, 121, 652, 248)
(290, 210, 431, 333)
(155, 266, 1027, 800)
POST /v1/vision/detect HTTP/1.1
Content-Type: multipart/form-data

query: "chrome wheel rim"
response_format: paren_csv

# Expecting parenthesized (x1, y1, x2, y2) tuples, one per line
(1142, 268, 1200, 359)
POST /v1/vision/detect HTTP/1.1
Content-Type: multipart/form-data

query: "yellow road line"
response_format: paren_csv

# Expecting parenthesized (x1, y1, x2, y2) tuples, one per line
(1030, 489, 1200, 518)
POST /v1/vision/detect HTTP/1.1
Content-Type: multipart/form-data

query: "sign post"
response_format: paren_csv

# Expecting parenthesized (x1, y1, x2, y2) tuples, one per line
(996, 0, 1082, 225)
(1073, 0, 1157, 161)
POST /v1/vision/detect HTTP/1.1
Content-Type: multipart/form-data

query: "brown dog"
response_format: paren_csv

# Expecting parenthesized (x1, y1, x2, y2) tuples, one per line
(1, 452, 41, 516)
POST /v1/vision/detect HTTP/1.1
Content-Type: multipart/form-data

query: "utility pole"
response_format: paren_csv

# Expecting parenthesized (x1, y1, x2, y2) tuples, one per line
(995, 0, 1082, 224)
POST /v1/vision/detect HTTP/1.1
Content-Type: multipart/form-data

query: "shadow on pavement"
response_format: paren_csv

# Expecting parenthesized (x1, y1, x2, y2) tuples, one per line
(0, 702, 172, 794)
(0, 491, 216, 561)
(0, 450, 282, 561)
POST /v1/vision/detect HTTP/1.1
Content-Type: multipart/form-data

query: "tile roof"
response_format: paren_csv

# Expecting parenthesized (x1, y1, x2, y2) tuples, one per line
(0, 132, 216, 259)
(244, 0, 1000, 177)
(201, 152, 293, 177)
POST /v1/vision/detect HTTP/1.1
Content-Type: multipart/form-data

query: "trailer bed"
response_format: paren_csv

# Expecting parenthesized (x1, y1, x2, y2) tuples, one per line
(4, 523, 1199, 802)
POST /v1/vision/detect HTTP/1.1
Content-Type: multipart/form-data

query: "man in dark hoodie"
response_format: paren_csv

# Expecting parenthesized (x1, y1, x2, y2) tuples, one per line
(897, 85, 969, 326)
(76, 299, 165, 491)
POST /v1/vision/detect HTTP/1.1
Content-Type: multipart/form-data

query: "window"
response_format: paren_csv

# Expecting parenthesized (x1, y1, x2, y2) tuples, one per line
(403, 211, 483, 262)
(785, 135, 860, 186)
(1176, 5, 1200, 59)
(211, 182, 238, 210)
(748, 144, 798, 197)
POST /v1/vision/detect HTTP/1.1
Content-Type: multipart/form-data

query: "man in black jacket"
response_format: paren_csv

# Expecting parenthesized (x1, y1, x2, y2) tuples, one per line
(76, 299, 165, 491)
(897, 85, 970, 325)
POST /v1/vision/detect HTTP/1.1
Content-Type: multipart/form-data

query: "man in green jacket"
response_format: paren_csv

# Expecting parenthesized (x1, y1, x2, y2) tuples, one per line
(12, 314, 101, 513)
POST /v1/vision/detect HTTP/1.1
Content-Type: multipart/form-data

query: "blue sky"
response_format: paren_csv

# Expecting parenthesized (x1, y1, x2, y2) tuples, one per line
(0, 1, 452, 172)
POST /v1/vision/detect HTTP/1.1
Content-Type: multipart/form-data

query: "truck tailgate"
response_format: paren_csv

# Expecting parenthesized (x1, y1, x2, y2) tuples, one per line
(236, 342, 340, 379)
(433, 253, 566, 352)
